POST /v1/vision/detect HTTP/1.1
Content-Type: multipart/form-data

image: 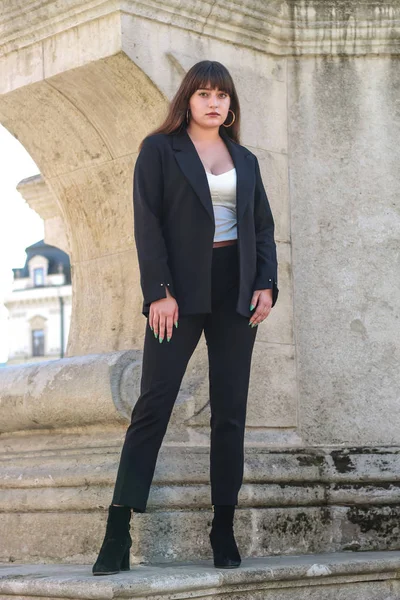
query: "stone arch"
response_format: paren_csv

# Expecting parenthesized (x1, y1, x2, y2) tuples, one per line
(0, 52, 168, 356)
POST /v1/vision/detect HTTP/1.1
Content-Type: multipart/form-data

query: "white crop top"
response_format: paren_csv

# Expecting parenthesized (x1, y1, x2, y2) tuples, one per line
(205, 168, 237, 242)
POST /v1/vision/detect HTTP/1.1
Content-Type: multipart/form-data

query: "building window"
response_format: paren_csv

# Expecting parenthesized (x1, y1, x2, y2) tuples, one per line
(32, 329, 45, 356)
(33, 267, 44, 286)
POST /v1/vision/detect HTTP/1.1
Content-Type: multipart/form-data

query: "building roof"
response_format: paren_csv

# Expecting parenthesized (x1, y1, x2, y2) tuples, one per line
(12, 239, 71, 284)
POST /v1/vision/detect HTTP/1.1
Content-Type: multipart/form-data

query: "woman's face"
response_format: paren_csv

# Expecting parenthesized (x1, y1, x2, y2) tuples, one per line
(188, 84, 231, 128)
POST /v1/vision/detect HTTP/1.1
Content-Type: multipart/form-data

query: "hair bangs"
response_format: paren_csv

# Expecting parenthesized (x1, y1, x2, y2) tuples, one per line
(191, 63, 234, 97)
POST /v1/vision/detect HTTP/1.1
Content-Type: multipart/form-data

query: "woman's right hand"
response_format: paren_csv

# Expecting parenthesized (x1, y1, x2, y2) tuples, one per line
(149, 287, 179, 342)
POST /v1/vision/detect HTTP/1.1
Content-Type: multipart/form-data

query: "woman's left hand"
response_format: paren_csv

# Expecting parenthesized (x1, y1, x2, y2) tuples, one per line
(249, 289, 273, 327)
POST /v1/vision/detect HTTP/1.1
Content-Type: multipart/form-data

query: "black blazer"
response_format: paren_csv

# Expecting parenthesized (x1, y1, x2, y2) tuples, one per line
(133, 125, 279, 319)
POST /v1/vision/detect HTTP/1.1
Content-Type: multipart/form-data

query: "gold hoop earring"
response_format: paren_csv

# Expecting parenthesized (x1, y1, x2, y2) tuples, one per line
(186, 108, 190, 124)
(222, 109, 235, 128)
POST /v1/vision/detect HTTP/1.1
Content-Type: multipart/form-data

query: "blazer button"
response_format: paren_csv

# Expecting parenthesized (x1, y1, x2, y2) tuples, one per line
(160, 283, 163, 286)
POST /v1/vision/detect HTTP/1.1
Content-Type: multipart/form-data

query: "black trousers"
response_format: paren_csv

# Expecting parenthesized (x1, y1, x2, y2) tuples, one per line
(112, 243, 258, 511)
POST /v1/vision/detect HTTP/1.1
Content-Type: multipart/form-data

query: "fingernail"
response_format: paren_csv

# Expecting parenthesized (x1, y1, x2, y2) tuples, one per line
(250, 304, 254, 311)
(167, 336, 171, 342)
(150, 325, 153, 331)
(175, 321, 178, 328)
(248, 321, 252, 326)
(154, 332, 158, 338)
(159, 336, 163, 343)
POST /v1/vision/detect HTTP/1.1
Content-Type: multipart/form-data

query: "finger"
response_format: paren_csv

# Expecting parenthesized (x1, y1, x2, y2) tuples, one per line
(250, 292, 261, 311)
(255, 307, 271, 325)
(158, 314, 166, 342)
(153, 311, 159, 338)
(249, 305, 269, 326)
(249, 303, 266, 321)
(166, 314, 173, 342)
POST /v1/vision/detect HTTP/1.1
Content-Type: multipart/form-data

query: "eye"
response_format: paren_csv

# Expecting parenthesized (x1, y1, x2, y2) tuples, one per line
(198, 91, 228, 97)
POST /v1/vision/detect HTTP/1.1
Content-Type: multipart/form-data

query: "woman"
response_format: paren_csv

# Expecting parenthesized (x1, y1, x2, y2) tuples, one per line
(92, 60, 279, 575)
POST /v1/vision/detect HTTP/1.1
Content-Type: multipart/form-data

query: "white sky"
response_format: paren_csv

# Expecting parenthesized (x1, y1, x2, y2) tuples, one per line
(0, 124, 43, 363)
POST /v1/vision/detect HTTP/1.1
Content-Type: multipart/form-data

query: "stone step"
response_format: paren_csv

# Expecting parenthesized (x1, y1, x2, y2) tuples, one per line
(1, 550, 400, 599)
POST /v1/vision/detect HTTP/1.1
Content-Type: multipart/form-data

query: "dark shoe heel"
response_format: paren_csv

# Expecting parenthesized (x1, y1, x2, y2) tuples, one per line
(120, 546, 130, 571)
(92, 504, 132, 576)
(209, 504, 241, 569)
(209, 528, 241, 568)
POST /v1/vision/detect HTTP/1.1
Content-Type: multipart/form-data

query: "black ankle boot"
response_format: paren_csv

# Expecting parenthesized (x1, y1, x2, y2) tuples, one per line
(209, 504, 241, 568)
(92, 504, 132, 575)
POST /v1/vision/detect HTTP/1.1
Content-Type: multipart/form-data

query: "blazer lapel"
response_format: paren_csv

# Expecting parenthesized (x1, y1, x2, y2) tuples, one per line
(171, 126, 254, 225)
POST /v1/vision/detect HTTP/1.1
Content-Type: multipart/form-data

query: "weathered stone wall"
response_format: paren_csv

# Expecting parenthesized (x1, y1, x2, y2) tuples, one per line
(288, 55, 400, 446)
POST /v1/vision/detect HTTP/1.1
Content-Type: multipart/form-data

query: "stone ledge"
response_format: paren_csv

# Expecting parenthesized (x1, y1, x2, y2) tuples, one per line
(1, 551, 400, 599)
(0, 1, 399, 59)
(0, 350, 140, 433)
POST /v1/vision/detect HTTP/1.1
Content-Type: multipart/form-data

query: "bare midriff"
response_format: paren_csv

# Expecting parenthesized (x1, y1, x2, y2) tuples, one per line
(212, 239, 237, 248)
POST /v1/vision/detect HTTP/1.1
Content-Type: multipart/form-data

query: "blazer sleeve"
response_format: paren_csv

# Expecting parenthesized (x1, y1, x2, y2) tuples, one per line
(133, 136, 176, 308)
(252, 155, 279, 307)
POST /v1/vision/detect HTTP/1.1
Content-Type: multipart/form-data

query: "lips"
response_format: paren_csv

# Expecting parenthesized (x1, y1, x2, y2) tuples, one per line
(207, 113, 220, 116)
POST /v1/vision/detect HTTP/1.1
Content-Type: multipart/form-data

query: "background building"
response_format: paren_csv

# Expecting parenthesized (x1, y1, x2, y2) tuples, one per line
(4, 239, 71, 364)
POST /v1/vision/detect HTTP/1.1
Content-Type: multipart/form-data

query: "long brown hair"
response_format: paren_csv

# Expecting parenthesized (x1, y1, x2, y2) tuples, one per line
(139, 60, 241, 151)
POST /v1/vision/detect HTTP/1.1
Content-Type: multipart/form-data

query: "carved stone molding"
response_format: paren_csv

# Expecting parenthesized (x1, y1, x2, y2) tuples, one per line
(17, 175, 61, 220)
(0, 0, 399, 58)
